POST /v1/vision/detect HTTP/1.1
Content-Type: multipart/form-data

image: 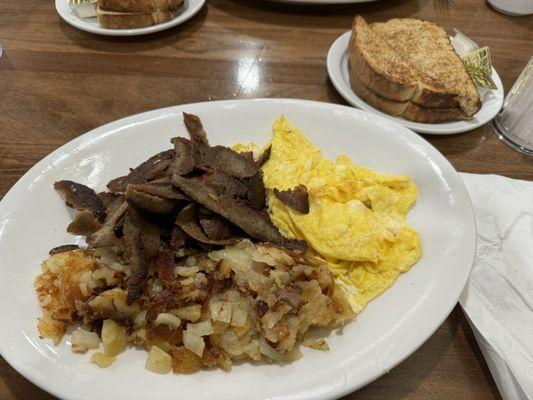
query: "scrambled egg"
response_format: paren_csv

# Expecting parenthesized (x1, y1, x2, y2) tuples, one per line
(236, 116, 421, 312)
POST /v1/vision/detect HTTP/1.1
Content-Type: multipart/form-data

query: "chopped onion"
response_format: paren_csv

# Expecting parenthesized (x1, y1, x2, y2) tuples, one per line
(154, 313, 181, 329)
(91, 351, 116, 368)
(176, 266, 199, 277)
(101, 319, 126, 357)
(145, 346, 172, 374)
(259, 339, 283, 361)
(210, 301, 232, 324)
(186, 320, 213, 336)
(183, 330, 205, 357)
(71, 329, 99, 353)
(170, 305, 201, 322)
(230, 303, 248, 327)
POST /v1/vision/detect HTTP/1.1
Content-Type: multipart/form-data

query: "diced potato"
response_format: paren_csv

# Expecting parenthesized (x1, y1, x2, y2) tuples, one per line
(176, 266, 199, 277)
(183, 330, 205, 357)
(145, 346, 172, 374)
(37, 315, 66, 346)
(91, 351, 116, 368)
(102, 319, 126, 356)
(134, 310, 147, 328)
(230, 303, 248, 327)
(186, 320, 213, 336)
(210, 301, 232, 324)
(71, 329, 100, 353)
(169, 346, 202, 374)
(154, 313, 181, 329)
(170, 305, 201, 322)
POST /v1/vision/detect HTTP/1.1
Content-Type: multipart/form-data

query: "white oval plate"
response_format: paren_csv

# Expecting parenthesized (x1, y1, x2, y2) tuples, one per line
(267, 0, 378, 4)
(0, 99, 475, 400)
(327, 31, 505, 135)
(55, 0, 205, 36)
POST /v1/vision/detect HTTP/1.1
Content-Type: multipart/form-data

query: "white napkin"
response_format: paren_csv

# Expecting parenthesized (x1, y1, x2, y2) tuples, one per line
(459, 173, 533, 400)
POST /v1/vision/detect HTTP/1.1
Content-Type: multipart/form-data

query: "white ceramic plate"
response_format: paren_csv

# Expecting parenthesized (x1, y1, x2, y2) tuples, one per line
(267, 0, 378, 4)
(55, 0, 205, 36)
(0, 99, 476, 400)
(327, 31, 505, 135)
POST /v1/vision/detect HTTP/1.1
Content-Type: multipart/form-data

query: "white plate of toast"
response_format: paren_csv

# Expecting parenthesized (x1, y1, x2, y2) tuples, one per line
(327, 27, 504, 135)
(267, 0, 378, 4)
(56, 0, 205, 36)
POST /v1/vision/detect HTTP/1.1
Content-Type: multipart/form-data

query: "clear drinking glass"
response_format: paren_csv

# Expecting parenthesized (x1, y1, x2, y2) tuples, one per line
(491, 57, 533, 155)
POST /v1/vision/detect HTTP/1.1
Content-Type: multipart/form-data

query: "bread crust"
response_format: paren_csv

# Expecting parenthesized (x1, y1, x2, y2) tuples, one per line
(351, 16, 460, 109)
(97, 0, 183, 13)
(96, 7, 181, 29)
(349, 68, 468, 123)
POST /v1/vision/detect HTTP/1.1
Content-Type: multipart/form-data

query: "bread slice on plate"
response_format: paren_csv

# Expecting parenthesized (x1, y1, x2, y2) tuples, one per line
(97, 0, 183, 13)
(371, 18, 481, 117)
(348, 15, 481, 123)
(350, 71, 467, 123)
(96, 0, 184, 29)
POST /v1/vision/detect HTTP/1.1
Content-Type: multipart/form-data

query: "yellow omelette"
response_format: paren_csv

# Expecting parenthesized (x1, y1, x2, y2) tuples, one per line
(234, 116, 421, 313)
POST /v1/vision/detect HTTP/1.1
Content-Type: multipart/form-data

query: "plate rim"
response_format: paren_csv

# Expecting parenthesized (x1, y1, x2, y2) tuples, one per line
(55, 0, 206, 36)
(327, 30, 505, 135)
(0, 98, 477, 400)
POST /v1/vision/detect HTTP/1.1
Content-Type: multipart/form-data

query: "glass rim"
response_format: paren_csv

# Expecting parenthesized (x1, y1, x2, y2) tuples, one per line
(491, 119, 533, 156)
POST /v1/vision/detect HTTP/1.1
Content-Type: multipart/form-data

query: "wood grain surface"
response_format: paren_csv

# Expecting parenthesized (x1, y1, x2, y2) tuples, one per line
(1, 0, 532, 398)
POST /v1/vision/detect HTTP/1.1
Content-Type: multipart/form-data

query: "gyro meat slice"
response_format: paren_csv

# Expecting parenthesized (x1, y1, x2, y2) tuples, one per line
(169, 137, 196, 176)
(176, 203, 241, 246)
(198, 209, 241, 241)
(48, 244, 80, 255)
(107, 149, 174, 193)
(182, 113, 258, 178)
(88, 197, 129, 248)
(125, 184, 180, 215)
(67, 210, 103, 235)
(172, 173, 307, 251)
(194, 142, 258, 178)
(54, 180, 106, 222)
(123, 208, 149, 304)
(241, 171, 266, 210)
(273, 185, 310, 214)
(256, 145, 272, 168)
(183, 112, 209, 145)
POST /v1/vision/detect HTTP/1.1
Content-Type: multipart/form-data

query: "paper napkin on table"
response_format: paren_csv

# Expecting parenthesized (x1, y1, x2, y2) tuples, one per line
(459, 173, 533, 400)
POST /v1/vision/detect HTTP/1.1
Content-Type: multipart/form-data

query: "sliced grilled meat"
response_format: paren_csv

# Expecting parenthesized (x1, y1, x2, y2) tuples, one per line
(49, 244, 80, 255)
(172, 173, 306, 251)
(54, 180, 106, 222)
(107, 150, 174, 193)
(273, 185, 310, 214)
(176, 203, 241, 246)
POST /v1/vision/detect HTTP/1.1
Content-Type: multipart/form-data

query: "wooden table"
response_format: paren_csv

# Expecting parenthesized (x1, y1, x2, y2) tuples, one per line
(1, 0, 532, 398)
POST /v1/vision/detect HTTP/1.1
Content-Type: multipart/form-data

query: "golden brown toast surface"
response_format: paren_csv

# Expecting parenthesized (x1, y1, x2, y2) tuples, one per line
(349, 15, 481, 122)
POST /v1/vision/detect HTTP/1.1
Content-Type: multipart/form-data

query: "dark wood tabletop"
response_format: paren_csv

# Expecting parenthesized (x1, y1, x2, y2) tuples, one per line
(1, 0, 532, 398)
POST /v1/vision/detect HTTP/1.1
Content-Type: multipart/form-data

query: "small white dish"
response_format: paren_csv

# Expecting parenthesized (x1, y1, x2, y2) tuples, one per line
(55, 0, 205, 36)
(327, 31, 505, 135)
(0, 99, 476, 400)
(487, 0, 533, 16)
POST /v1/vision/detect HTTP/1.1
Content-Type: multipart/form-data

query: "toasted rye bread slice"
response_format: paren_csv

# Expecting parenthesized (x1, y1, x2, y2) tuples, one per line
(350, 15, 459, 109)
(96, 6, 182, 29)
(97, 0, 183, 13)
(349, 68, 467, 123)
(371, 18, 481, 117)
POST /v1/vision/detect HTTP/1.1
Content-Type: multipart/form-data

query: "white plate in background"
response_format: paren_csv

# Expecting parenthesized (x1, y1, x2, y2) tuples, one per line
(0, 99, 475, 400)
(327, 31, 505, 135)
(267, 0, 378, 4)
(55, 0, 205, 36)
